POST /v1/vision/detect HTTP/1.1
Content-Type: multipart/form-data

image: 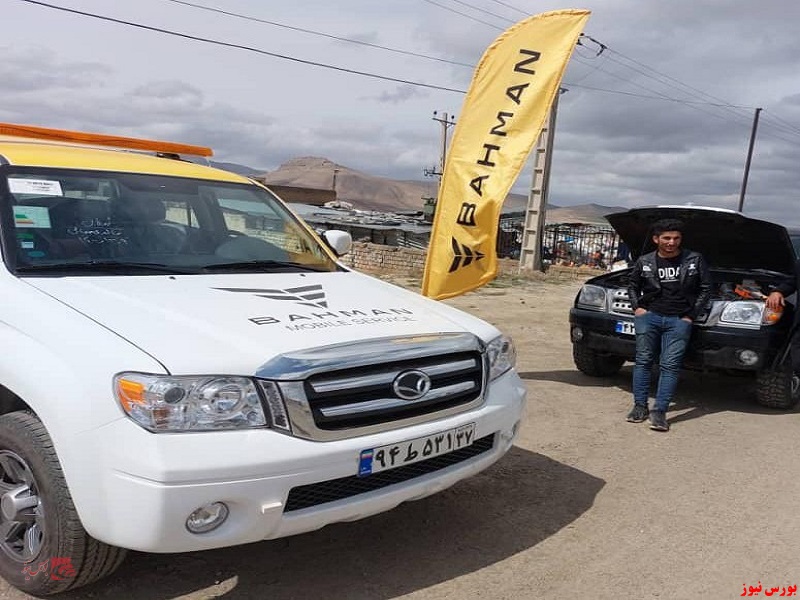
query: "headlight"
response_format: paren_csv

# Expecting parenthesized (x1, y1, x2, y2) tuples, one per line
(115, 373, 267, 432)
(577, 284, 606, 310)
(487, 335, 517, 380)
(720, 301, 764, 326)
(763, 305, 784, 325)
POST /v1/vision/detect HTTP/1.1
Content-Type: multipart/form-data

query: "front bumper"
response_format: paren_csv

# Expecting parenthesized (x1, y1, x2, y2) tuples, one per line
(71, 369, 526, 553)
(569, 307, 790, 370)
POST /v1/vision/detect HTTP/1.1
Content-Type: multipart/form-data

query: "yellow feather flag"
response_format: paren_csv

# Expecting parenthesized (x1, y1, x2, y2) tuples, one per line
(422, 9, 590, 300)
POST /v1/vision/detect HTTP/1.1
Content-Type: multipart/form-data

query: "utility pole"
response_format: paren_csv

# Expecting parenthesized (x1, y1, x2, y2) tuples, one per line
(424, 111, 457, 179)
(519, 89, 564, 271)
(738, 107, 762, 212)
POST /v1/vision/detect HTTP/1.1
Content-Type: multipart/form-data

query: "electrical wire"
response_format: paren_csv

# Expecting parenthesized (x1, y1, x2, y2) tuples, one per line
(427, 0, 799, 144)
(164, 0, 798, 141)
(761, 111, 800, 137)
(485, 0, 528, 17)
(420, 0, 504, 30)
(446, 0, 515, 24)
(15, 0, 800, 144)
(163, 0, 475, 69)
(16, 0, 469, 94)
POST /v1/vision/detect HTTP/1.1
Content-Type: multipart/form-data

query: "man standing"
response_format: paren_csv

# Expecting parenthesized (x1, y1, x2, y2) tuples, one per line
(625, 218, 712, 431)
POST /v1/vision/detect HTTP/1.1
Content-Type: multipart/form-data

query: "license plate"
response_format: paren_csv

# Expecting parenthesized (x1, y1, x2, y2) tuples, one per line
(615, 320, 635, 336)
(358, 423, 476, 477)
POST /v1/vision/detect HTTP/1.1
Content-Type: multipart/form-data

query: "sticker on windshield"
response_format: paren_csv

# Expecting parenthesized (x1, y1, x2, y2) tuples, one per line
(8, 178, 63, 197)
(17, 232, 35, 249)
(13, 206, 51, 229)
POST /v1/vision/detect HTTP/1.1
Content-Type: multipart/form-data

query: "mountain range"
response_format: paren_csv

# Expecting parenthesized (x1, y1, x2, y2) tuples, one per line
(211, 157, 626, 224)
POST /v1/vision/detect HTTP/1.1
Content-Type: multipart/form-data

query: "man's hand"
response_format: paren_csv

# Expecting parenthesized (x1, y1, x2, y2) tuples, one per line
(634, 308, 647, 316)
(681, 316, 693, 323)
(766, 291, 785, 310)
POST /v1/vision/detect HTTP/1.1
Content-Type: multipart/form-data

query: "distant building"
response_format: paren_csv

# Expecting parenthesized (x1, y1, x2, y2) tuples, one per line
(252, 179, 336, 206)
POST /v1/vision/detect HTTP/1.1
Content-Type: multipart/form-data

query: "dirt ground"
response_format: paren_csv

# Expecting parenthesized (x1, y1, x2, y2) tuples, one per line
(4, 272, 800, 600)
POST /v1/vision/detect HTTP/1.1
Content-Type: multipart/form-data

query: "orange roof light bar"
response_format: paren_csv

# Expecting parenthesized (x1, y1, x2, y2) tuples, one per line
(0, 122, 214, 157)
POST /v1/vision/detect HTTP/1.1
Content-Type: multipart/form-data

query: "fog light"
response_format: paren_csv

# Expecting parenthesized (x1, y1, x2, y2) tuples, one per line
(501, 420, 520, 443)
(737, 349, 759, 366)
(186, 502, 229, 534)
(571, 327, 584, 342)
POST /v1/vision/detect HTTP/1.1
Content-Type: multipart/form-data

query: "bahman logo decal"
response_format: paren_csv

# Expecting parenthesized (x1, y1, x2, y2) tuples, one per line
(215, 285, 328, 309)
(213, 284, 418, 330)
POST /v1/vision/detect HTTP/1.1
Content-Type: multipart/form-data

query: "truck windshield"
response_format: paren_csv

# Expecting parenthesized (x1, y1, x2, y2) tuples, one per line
(1, 168, 340, 275)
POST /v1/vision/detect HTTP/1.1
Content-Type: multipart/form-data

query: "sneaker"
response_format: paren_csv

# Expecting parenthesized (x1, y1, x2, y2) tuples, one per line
(649, 411, 669, 432)
(626, 404, 649, 423)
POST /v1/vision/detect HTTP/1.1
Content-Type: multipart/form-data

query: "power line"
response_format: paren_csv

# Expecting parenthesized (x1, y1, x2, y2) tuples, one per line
(164, 0, 799, 140)
(420, 0, 504, 30)
(566, 83, 800, 146)
(163, 0, 475, 69)
(575, 36, 758, 127)
(565, 81, 746, 108)
(423, 2, 768, 131)
(762, 110, 800, 137)
(16, 0, 468, 94)
(446, 0, 515, 24)
(485, 0, 528, 17)
(172, 0, 797, 144)
(567, 55, 763, 134)
(427, 1, 800, 144)
(580, 42, 800, 144)
(16, 0, 800, 144)
(570, 36, 800, 141)
(605, 46, 738, 109)
(601, 53, 756, 123)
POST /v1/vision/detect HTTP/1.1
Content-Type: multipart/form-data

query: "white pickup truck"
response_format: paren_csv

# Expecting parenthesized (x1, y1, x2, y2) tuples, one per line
(0, 124, 526, 595)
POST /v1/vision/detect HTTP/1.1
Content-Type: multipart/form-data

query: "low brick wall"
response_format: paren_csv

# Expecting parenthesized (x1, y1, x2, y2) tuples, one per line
(340, 242, 426, 275)
(339, 242, 606, 281)
(546, 264, 606, 279)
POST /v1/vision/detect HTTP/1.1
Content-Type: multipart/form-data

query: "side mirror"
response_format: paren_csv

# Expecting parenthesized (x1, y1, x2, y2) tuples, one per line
(321, 229, 352, 257)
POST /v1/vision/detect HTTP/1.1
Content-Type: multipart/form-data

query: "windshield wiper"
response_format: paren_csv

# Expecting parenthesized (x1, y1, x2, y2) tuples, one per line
(200, 260, 328, 273)
(16, 261, 201, 275)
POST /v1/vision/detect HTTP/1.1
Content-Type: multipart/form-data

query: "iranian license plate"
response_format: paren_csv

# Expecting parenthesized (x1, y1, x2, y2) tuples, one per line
(358, 423, 476, 477)
(615, 320, 635, 336)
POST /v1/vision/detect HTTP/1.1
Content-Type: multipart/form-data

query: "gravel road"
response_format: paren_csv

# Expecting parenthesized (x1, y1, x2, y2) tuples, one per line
(4, 275, 799, 600)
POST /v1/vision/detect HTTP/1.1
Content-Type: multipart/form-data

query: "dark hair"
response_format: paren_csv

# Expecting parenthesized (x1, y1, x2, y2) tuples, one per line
(651, 218, 685, 236)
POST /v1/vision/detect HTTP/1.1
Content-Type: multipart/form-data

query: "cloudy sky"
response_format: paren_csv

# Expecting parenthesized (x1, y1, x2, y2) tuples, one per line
(2, 0, 799, 223)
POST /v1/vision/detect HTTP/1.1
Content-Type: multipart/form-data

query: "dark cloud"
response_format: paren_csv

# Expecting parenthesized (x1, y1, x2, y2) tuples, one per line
(2, 0, 799, 224)
(0, 46, 112, 92)
(369, 84, 429, 104)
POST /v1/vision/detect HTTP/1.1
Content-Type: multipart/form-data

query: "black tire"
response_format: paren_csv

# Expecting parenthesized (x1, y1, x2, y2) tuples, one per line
(0, 411, 126, 595)
(572, 343, 625, 377)
(756, 367, 800, 410)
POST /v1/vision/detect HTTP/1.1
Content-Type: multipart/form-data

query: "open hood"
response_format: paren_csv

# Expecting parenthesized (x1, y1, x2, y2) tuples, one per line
(606, 206, 796, 273)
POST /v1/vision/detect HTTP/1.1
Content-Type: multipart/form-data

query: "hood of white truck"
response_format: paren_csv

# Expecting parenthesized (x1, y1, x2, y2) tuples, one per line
(25, 271, 498, 374)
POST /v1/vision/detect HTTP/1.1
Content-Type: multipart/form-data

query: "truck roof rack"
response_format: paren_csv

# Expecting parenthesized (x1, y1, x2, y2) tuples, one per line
(0, 122, 213, 158)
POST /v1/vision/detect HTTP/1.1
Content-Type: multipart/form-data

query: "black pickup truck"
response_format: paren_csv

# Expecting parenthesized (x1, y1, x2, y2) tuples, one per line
(568, 206, 799, 409)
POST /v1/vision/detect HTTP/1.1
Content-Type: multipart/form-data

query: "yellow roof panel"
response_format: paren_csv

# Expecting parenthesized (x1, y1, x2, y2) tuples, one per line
(0, 138, 249, 183)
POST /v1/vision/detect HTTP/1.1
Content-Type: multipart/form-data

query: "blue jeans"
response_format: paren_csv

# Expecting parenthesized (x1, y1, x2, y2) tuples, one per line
(632, 311, 693, 412)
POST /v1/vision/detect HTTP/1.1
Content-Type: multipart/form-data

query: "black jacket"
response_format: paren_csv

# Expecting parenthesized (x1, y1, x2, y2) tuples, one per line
(627, 250, 713, 320)
(775, 259, 800, 337)
(774, 259, 800, 300)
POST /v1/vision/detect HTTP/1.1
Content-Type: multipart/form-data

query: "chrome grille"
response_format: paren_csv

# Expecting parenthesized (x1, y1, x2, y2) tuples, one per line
(257, 333, 487, 441)
(305, 353, 481, 430)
